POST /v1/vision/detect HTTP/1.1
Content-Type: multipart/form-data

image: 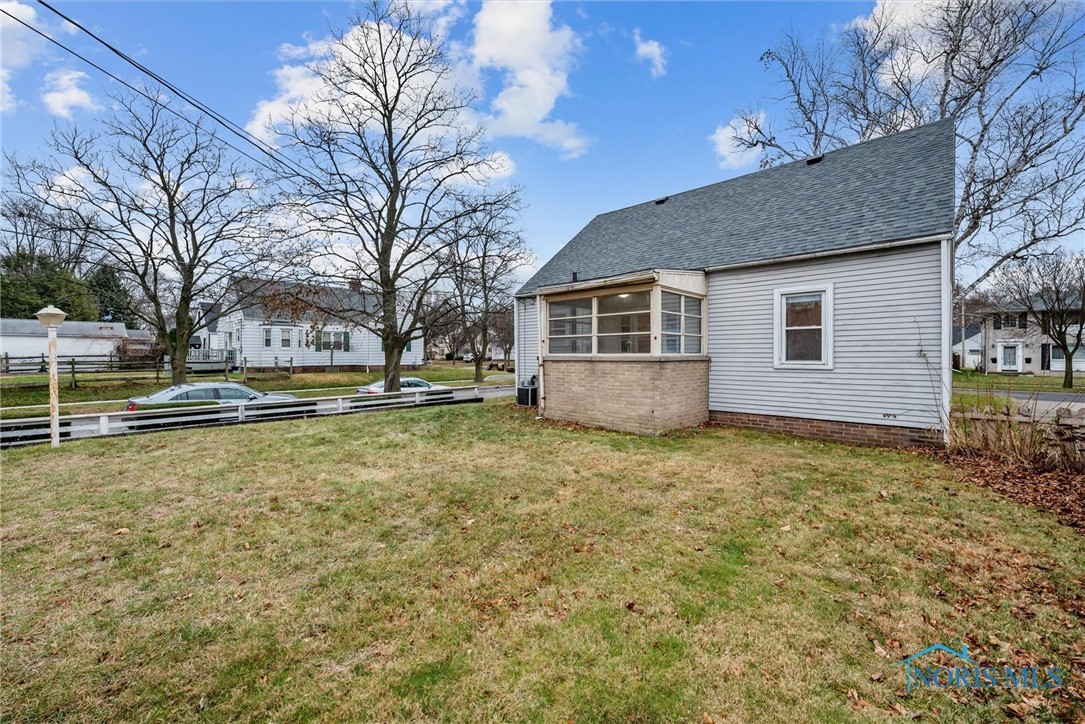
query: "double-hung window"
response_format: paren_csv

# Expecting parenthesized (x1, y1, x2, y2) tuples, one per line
(263, 328, 272, 348)
(661, 292, 702, 354)
(281, 329, 292, 348)
(774, 284, 833, 368)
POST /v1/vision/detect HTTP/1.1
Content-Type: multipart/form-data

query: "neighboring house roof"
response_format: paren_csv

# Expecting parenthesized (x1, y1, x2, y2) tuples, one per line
(230, 278, 379, 324)
(952, 325, 981, 346)
(195, 301, 222, 333)
(517, 118, 955, 296)
(0, 318, 129, 338)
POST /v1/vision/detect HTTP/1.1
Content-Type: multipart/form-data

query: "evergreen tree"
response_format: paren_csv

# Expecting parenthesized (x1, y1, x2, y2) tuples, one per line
(0, 252, 97, 320)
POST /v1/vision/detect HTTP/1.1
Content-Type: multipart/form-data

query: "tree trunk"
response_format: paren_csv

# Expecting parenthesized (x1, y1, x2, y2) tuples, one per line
(474, 357, 484, 384)
(1063, 360, 1074, 390)
(169, 342, 188, 384)
(384, 342, 403, 393)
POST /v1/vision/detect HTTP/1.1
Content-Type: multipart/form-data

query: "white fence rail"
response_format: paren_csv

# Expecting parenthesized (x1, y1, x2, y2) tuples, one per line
(0, 386, 489, 449)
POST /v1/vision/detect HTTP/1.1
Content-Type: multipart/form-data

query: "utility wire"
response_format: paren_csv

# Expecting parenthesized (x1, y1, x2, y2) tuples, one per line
(34, 0, 307, 178)
(1, 7, 306, 179)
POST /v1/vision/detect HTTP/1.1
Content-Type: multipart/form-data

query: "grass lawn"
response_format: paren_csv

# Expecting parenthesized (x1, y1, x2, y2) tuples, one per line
(954, 370, 1085, 393)
(0, 367, 508, 414)
(2, 402, 1083, 721)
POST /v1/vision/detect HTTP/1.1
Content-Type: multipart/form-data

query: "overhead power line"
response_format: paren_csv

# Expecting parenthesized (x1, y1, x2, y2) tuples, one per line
(1, 4, 308, 179)
(33, 0, 305, 176)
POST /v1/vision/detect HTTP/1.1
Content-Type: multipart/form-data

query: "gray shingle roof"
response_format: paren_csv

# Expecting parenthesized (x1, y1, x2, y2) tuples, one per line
(231, 278, 379, 323)
(517, 118, 955, 296)
(0, 319, 129, 338)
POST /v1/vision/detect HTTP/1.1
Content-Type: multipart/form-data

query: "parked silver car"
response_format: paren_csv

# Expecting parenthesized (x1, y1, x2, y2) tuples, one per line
(357, 377, 450, 395)
(126, 383, 296, 411)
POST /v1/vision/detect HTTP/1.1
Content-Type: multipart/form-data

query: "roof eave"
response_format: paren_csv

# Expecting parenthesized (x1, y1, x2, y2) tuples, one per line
(528, 269, 659, 296)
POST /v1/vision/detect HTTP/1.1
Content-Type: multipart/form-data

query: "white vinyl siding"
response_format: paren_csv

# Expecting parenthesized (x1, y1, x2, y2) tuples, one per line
(220, 313, 423, 368)
(516, 297, 539, 382)
(707, 243, 944, 430)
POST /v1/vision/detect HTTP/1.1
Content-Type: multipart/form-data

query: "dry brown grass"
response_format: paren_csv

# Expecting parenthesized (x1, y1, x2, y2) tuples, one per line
(2, 401, 1083, 721)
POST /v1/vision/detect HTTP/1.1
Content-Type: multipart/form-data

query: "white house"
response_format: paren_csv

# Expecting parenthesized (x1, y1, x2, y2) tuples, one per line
(982, 307, 1085, 374)
(515, 120, 955, 446)
(217, 279, 425, 371)
(953, 325, 983, 370)
(0, 318, 134, 358)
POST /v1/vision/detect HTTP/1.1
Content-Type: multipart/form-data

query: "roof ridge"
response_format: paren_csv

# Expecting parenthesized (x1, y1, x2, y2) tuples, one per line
(594, 117, 955, 220)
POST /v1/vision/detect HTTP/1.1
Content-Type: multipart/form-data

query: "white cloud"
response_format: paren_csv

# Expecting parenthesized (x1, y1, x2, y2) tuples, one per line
(40, 69, 100, 118)
(470, 0, 589, 158)
(1, 0, 43, 112)
(249, 2, 585, 163)
(632, 28, 666, 78)
(245, 62, 323, 143)
(709, 113, 764, 170)
(0, 68, 15, 113)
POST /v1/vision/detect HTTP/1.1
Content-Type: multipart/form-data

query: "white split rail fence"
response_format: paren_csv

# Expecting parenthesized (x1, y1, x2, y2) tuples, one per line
(0, 386, 495, 449)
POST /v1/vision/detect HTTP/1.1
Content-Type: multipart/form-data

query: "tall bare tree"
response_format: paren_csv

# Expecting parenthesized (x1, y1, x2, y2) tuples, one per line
(490, 302, 516, 371)
(6, 90, 299, 383)
(445, 205, 529, 383)
(0, 196, 98, 275)
(274, 0, 519, 392)
(991, 249, 1085, 388)
(726, 0, 1085, 291)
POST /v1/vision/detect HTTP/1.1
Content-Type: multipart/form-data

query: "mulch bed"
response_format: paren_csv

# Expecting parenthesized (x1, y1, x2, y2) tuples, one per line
(933, 450, 1085, 534)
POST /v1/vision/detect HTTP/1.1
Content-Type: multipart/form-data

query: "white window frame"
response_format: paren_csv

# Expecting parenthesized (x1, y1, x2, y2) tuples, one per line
(773, 283, 834, 370)
(544, 284, 706, 358)
(263, 328, 272, 348)
(280, 329, 292, 348)
(595, 290, 651, 355)
(661, 291, 702, 355)
(547, 296, 594, 355)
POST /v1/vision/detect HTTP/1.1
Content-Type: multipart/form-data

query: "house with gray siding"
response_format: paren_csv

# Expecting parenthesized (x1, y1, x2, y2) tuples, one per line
(515, 120, 954, 445)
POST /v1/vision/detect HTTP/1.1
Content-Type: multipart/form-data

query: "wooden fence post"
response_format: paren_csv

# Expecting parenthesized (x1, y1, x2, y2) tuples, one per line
(243, 357, 248, 383)
(289, 357, 294, 376)
(69, 358, 77, 389)
(224, 356, 229, 381)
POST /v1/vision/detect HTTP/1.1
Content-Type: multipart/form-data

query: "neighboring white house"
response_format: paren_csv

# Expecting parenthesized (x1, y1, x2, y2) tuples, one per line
(0, 318, 136, 359)
(515, 120, 955, 446)
(982, 307, 1085, 374)
(953, 325, 983, 370)
(217, 279, 425, 371)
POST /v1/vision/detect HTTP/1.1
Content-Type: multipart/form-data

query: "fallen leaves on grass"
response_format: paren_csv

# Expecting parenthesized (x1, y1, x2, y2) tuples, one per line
(934, 450, 1085, 533)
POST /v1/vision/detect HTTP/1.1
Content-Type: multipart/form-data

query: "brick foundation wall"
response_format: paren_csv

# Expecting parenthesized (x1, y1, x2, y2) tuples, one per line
(542, 358, 709, 435)
(708, 410, 943, 448)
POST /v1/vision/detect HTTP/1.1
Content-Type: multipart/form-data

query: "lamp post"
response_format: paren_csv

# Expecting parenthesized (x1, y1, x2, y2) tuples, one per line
(35, 305, 67, 448)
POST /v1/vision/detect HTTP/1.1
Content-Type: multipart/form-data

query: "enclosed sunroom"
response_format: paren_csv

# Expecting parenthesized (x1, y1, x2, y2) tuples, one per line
(526, 269, 710, 435)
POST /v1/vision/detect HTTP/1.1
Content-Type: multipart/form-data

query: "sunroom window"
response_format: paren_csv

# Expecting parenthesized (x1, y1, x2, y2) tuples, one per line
(596, 291, 650, 353)
(661, 292, 702, 354)
(546, 287, 704, 355)
(548, 298, 592, 354)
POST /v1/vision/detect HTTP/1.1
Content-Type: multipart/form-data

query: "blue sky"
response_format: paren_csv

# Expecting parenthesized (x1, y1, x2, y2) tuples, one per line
(1, 1, 876, 272)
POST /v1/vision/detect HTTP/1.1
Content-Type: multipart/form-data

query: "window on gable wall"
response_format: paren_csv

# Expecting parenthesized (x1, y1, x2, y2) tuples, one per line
(773, 285, 834, 368)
